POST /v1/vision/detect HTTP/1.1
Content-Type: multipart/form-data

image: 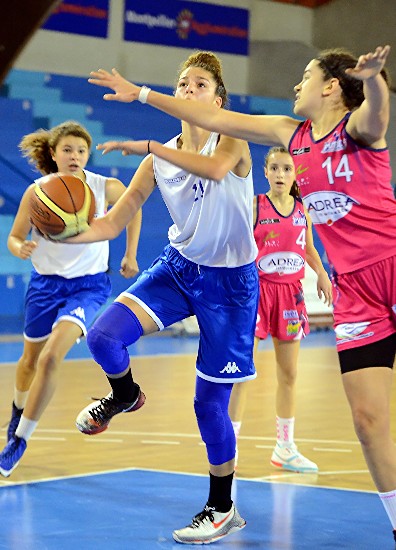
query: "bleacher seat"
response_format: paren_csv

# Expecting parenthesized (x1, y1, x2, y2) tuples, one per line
(5, 69, 47, 87)
(8, 83, 62, 104)
(250, 95, 295, 117)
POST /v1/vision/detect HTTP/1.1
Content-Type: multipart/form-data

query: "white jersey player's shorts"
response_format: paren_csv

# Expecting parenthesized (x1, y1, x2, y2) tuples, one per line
(122, 245, 259, 383)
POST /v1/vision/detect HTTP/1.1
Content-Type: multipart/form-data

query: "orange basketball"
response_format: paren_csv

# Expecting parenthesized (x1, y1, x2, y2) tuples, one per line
(29, 173, 95, 240)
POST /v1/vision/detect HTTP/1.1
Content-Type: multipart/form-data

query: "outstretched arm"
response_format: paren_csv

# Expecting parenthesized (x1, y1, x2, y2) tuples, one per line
(347, 45, 390, 146)
(67, 155, 155, 244)
(97, 134, 251, 181)
(88, 69, 298, 147)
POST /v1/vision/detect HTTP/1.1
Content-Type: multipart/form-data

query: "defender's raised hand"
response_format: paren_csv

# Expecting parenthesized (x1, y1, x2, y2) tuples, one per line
(88, 68, 141, 103)
(345, 45, 390, 81)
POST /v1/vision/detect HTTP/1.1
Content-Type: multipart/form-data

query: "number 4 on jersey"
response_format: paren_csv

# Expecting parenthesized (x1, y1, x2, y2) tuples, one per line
(296, 228, 306, 250)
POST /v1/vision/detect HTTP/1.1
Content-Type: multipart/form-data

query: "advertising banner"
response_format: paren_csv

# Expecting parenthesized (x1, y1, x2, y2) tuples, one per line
(124, 0, 249, 55)
(43, 0, 109, 38)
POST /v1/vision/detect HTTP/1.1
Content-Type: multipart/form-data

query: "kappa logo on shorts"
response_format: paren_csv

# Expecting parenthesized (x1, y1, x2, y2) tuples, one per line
(220, 362, 242, 374)
(70, 307, 86, 321)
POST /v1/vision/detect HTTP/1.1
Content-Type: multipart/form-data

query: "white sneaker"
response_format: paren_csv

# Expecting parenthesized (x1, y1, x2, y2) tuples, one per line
(270, 443, 318, 473)
(173, 503, 246, 544)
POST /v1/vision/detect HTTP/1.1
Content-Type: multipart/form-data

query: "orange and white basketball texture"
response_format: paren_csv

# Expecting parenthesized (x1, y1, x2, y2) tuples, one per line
(29, 173, 95, 240)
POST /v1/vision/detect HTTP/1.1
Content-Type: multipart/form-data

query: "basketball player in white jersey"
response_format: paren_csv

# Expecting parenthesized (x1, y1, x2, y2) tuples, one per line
(0, 120, 141, 477)
(67, 52, 258, 545)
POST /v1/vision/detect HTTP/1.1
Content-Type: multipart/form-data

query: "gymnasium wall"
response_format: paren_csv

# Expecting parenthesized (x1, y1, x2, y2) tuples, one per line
(0, 0, 394, 334)
(11, 1, 313, 96)
(12, 0, 396, 176)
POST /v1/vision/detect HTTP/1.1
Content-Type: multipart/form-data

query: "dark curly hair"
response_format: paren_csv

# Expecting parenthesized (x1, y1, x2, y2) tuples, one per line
(316, 48, 390, 111)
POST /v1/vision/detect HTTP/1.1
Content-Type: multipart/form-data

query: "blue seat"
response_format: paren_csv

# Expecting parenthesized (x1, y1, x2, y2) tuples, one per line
(0, 97, 34, 124)
(5, 69, 47, 87)
(46, 73, 107, 105)
(250, 95, 294, 117)
(32, 99, 88, 120)
(8, 83, 62, 103)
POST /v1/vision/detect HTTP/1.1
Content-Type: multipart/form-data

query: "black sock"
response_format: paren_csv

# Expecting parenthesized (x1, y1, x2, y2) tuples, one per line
(106, 369, 139, 403)
(207, 472, 234, 513)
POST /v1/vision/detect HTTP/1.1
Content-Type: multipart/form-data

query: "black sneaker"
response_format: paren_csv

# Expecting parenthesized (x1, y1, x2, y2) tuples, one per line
(75, 387, 146, 435)
(7, 402, 23, 442)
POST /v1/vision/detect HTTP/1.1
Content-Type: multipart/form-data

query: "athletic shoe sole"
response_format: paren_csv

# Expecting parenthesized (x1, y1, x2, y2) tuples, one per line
(76, 390, 146, 435)
(270, 458, 318, 473)
(0, 460, 21, 478)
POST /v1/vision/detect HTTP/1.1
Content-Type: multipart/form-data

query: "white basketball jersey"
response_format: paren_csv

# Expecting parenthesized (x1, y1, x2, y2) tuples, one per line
(30, 170, 109, 278)
(153, 132, 257, 267)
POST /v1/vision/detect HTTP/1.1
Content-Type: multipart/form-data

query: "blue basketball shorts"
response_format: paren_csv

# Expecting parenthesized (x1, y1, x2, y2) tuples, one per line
(121, 245, 259, 383)
(24, 270, 111, 341)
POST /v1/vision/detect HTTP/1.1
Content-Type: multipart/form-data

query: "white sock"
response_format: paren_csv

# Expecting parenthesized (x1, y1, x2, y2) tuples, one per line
(231, 421, 241, 440)
(379, 490, 396, 529)
(15, 415, 38, 442)
(276, 416, 295, 446)
(14, 389, 29, 410)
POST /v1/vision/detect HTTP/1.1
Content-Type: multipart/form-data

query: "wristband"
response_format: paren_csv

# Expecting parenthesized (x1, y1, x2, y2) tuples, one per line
(138, 86, 151, 104)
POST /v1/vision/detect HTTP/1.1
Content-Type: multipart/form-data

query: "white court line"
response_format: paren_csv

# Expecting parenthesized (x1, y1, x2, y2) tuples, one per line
(84, 438, 123, 443)
(4, 428, 361, 446)
(241, 435, 360, 445)
(255, 472, 318, 481)
(141, 440, 180, 445)
(0, 429, 361, 452)
(252, 468, 369, 482)
(255, 444, 353, 453)
(317, 469, 369, 476)
(313, 447, 352, 453)
(30, 437, 66, 442)
(0, 465, 374, 495)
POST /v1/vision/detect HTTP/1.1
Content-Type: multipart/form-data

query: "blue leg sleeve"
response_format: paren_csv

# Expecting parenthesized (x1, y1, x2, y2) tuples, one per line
(194, 377, 235, 466)
(87, 302, 143, 376)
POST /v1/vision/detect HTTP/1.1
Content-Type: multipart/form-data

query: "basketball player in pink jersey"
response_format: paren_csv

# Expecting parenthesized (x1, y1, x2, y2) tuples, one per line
(229, 146, 332, 474)
(87, 44, 396, 544)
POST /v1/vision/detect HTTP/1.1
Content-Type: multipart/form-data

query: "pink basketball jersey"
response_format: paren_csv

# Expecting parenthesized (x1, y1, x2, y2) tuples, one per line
(289, 114, 396, 274)
(254, 194, 307, 283)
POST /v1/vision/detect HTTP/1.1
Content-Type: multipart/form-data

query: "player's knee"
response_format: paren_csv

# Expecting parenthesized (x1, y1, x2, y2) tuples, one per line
(86, 324, 130, 376)
(87, 324, 112, 360)
(87, 303, 143, 376)
(37, 346, 62, 374)
(194, 398, 227, 445)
